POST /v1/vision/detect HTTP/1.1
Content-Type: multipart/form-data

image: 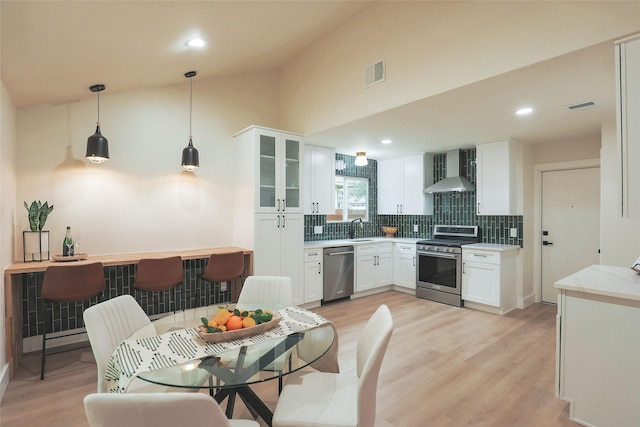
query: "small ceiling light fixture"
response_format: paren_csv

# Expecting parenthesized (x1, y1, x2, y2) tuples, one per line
(181, 71, 200, 172)
(354, 152, 368, 166)
(86, 84, 109, 164)
(381, 139, 392, 144)
(515, 107, 534, 116)
(186, 37, 205, 47)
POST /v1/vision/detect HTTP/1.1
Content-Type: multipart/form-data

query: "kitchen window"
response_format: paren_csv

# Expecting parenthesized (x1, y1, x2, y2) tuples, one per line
(327, 176, 369, 222)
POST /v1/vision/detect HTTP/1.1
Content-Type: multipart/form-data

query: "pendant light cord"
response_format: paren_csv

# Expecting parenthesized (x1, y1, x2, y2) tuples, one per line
(96, 89, 100, 126)
(189, 76, 193, 139)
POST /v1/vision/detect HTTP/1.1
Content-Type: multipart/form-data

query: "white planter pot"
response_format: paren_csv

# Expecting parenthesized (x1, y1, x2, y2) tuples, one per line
(23, 230, 50, 262)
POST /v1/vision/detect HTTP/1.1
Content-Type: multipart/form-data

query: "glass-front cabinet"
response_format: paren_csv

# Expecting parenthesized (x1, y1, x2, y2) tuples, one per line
(251, 128, 302, 213)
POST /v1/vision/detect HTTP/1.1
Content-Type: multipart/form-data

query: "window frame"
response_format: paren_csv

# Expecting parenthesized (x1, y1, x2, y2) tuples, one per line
(327, 175, 369, 223)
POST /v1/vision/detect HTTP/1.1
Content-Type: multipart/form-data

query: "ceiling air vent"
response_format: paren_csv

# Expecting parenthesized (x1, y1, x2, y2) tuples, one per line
(567, 101, 595, 110)
(364, 60, 385, 88)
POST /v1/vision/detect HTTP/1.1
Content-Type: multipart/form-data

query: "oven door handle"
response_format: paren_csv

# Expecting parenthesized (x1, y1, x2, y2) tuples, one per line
(417, 251, 459, 260)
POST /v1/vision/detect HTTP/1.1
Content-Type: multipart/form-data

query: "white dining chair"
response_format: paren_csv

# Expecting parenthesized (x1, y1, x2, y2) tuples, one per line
(83, 294, 207, 393)
(236, 275, 293, 307)
(272, 304, 394, 427)
(83, 392, 259, 427)
(234, 275, 294, 395)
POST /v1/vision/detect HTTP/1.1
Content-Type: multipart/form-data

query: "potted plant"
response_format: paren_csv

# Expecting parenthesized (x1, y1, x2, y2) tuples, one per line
(23, 200, 54, 262)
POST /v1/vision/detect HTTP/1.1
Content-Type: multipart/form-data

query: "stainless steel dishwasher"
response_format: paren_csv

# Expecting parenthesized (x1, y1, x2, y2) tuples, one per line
(322, 246, 355, 303)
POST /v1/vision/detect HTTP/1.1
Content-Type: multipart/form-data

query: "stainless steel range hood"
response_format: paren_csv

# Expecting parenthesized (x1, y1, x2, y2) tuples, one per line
(423, 149, 475, 193)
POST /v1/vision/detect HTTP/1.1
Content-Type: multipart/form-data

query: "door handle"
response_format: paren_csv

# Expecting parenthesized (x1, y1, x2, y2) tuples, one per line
(542, 241, 553, 246)
(282, 215, 286, 228)
(282, 199, 286, 211)
(318, 262, 321, 274)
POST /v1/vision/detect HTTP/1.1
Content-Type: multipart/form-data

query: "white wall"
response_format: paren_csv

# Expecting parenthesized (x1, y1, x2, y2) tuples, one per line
(533, 136, 601, 165)
(600, 120, 640, 266)
(15, 71, 280, 257)
(1, 80, 17, 400)
(280, 1, 640, 135)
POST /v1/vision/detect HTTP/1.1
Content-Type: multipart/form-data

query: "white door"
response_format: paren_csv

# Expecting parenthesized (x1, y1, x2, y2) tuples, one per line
(254, 214, 280, 276)
(401, 154, 425, 215)
(377, 158, 403, 214)
(279, 214, 304, 305)
(541, 167, 600, 303)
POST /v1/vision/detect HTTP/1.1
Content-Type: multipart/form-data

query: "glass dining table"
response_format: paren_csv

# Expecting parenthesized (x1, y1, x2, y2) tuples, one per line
(115, 304, 336, 426)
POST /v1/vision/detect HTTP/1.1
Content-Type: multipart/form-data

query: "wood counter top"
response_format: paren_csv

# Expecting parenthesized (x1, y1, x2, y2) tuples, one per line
(5, 246, 252, 274)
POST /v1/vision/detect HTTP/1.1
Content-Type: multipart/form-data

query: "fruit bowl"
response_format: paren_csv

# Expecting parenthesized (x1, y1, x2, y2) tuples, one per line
(382, 226, 398, 237)
(196, 314, 281, 343)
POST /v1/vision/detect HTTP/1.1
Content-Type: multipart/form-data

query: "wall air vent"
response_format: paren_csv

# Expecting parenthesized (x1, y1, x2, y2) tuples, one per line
(567, 101, 596, 110)
(364, 60, 385, 88)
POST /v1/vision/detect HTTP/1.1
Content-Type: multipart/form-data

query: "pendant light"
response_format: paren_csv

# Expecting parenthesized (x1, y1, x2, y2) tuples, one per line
(355, 151, 368, 166)
(86, 84, 109, 164)
(181, 71, 200, 171)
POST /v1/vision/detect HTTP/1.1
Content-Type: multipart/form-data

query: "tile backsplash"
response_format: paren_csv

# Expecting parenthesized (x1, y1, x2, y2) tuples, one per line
(305, 149, 524, 247)
(22, 259, 237, 338)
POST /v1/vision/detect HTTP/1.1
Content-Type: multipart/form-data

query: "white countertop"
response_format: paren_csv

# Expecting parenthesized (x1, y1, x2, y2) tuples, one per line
(304, 237, 420, 249)
(462, 243, 520, 252)
(554, 264, 640, 302)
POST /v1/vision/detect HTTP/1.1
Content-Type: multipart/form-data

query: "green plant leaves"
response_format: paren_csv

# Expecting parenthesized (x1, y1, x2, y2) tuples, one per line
(24, 200, 54, 231)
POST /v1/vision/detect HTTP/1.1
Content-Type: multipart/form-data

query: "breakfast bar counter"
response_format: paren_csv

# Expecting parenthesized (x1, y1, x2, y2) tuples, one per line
(4, 246, 253, 379)
(554, 265, 640, 427)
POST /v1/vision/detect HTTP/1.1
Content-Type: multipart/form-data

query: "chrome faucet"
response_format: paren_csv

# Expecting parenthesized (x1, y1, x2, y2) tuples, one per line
(348, 218, 363, 239)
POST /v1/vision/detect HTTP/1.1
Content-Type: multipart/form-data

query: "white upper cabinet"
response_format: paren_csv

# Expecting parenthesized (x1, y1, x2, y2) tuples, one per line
(476, 139, 523, 216)
(378, 153, 433, 215)
(235, 126, 303, 214)
(617, 34, 640, 218)
(304, 145, 335, 215)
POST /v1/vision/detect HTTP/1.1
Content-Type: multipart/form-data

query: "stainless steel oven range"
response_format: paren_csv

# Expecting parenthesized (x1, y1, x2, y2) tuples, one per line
(416, 225, 479, 306)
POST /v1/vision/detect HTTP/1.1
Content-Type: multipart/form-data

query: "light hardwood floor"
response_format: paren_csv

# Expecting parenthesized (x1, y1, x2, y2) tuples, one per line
(0, 291, 579, 426)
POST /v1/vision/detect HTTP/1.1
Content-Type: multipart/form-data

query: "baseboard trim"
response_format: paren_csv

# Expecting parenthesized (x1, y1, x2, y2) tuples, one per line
(0, 363, 9, 403)
(518, 293, 537, 309)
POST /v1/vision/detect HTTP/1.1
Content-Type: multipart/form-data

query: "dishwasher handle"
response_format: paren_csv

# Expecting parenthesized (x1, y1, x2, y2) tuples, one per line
(327, 251, 354, 256)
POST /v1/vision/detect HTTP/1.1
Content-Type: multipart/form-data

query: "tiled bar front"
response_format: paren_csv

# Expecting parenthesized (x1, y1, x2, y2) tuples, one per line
(21, 259, 235, 340)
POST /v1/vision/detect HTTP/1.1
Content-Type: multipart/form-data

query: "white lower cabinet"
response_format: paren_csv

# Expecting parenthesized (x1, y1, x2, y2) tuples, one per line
(393, 243, 416, 290)
(461, 245, 519, 314)
(303, 249, 323, 304)
(356, 243, 392, 292)
(556, 271, 640, 427)
(254, 214, 303, 305)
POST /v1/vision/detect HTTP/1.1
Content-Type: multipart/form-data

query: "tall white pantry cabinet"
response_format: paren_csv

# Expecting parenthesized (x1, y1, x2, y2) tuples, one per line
(233, 126, 304, 305)
(617, 33, 640, 218)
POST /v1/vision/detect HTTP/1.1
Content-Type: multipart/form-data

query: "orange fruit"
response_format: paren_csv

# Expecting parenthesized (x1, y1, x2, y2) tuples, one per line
(217, 325, 227, 332)
(226, 315, 244, 331)
(242, 317, 256, 328)
(213, 309, 232, 325)
(208, 319, 218, 328)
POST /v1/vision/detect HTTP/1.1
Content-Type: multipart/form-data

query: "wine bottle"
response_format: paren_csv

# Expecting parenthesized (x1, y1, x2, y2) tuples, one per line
(62, 226, 74, 256)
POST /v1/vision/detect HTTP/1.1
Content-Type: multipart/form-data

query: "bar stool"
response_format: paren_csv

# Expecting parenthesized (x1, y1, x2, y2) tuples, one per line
(199, 251, 244, 306)
(132, 256, 184, 314)
(40, 261, 106, 380)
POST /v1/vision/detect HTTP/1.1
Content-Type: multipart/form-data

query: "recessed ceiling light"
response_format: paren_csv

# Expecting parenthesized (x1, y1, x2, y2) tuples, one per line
(515, 107, 533, 116)
(186, 37, 205, 48)
(381, 139, 392, 144)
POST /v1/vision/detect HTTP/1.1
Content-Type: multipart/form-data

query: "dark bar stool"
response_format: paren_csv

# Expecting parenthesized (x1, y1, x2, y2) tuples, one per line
(40, 261, 106, 380)
(199, 251, 244, 306)
(131, 256, 184, 314)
